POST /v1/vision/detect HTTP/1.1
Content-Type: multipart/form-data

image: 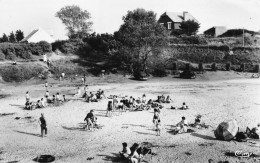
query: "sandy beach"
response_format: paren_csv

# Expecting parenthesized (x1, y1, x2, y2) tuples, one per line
(1, 72, 260, 163)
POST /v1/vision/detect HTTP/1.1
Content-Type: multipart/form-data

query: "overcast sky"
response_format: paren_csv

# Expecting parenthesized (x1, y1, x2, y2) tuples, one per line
(0, 0, 259, 40)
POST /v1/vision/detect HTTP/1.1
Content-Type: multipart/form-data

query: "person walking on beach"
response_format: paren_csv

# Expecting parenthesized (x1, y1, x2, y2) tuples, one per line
(153, 110, 161, 136)
(39, 113, 47, 137)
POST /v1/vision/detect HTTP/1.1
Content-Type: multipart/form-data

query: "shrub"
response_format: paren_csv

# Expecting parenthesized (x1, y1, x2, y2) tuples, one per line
(0, 64, 44, 82)
(5, 52, 16, 60)
(0, 52, 5, 61)
(49, 60, 86, 76)
(0, 42, 52, 59)
(38, 41, 52, 53)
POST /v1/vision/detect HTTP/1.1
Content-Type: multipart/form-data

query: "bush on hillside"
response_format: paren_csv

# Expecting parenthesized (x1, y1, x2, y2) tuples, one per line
(0, 42, 51, 59)
(0, 65, 44, 82)
(0, 52, 5, 61)
(49, 60, 86, 76)
(169, 36, 207, 45)
(5, 52, 16, 60)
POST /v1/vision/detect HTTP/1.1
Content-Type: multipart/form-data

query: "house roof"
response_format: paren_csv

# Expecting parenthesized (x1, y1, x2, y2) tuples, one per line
(21, 28, 55, 43)
(161, 12, 198, 23)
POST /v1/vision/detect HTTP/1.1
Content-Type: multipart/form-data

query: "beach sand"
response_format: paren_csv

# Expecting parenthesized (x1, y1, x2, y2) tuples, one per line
(0, 72, 260, 163)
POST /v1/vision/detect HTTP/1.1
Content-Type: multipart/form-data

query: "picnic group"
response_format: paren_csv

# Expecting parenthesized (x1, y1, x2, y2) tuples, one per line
(23, 77, 260, 163)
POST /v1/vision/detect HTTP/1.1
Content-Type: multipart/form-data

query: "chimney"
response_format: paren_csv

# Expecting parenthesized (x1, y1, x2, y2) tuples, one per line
(183, 11, 188, 21)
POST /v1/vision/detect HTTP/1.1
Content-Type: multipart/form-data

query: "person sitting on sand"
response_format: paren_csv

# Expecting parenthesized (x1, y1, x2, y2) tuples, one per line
(128, 96, 134, 109)
(25, 101, 31, 110)
(74, 87, 81, 97)
(51, 95, 56, 103)
(193, 115, 202, 128)
(62, 95, 67, 102)
(90, 92, 97, 102)
(129, 143, 141, 163)
(106, 101, 113, 117)
(161, 95, 166, 103)
(45, 91, 49, 99)
(119, 142, 131, 159)
(181, 102, 188, 110)
(84, 110, 96, 131)
(40, 98, 45, 107)
(99, 90, 106, 99)
(141, 94, 147, 104)
(166, 95, 173, 103)
(176, 116, 188, 133)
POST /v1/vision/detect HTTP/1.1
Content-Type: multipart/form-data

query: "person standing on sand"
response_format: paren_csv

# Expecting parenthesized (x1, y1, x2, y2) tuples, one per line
(45, 81, 48, 90)
(39, 113, 47, 137)
(106, 101, 113, 117)
(26, 91, 30, 102)
(83, 74, 86, 85)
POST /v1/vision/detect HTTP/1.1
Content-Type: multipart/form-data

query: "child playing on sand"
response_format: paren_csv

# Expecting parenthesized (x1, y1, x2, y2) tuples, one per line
(176, 116, 188, 133)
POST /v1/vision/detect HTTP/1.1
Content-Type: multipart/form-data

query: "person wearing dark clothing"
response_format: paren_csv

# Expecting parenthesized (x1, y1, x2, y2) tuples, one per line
(84, 110, 95, 131)
(39, 113, 47, 137)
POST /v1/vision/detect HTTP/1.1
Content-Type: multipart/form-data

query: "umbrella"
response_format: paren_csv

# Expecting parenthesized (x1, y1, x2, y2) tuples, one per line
(214, 120, 238, 141)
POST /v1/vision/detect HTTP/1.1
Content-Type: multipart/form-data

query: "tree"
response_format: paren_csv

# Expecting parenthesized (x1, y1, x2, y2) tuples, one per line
(1, 33, 9, 42)
(55, 5, 93, 39)
(115, 8, 169, 75)
(8, 31, 16, 42)
(179, 20, 200, 36)
(15, 30, 24, 42)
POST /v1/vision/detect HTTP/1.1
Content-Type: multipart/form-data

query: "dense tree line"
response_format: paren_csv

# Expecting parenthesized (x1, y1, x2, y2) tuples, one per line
(0, 30, 24, 43)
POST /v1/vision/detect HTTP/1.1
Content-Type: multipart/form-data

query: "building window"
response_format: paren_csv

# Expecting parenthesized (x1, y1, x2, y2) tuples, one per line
(167, 22, 172, 29)
(160, 23, 164, 26)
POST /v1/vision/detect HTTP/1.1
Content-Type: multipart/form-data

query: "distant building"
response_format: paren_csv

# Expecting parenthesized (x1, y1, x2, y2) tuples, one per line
(21, 28, 55, 43)
(158, 11, 198, 31)
(204, 26, 227, 37)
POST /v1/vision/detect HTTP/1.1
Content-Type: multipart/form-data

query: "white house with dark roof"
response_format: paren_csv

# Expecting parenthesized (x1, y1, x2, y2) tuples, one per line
(158, 11, 198, 31)
(21, 28, 55, 43)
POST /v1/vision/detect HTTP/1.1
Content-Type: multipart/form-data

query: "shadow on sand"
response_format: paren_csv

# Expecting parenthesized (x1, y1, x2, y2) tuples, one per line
(122, 124, 148, 128)
(133, 131, 155, 136)
(190, 133, 216, 140)
(13, 130, 42, 137)
(97, 153, 125, 162)
(61, 126, 85, 131)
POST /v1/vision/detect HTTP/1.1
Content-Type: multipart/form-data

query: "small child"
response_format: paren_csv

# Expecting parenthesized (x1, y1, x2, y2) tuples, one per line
(181, 102, 188, 110)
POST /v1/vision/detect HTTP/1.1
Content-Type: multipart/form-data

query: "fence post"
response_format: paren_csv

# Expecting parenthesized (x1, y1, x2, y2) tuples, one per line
(240, 63, 245, 72)
(185, 63, 191, 71)
(255, 64, 260, 73)
(211, 63, 217, 71)
(173, 62, 178, 71)
(226, 62, 231, 71)
(199, 63, 203, 71)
